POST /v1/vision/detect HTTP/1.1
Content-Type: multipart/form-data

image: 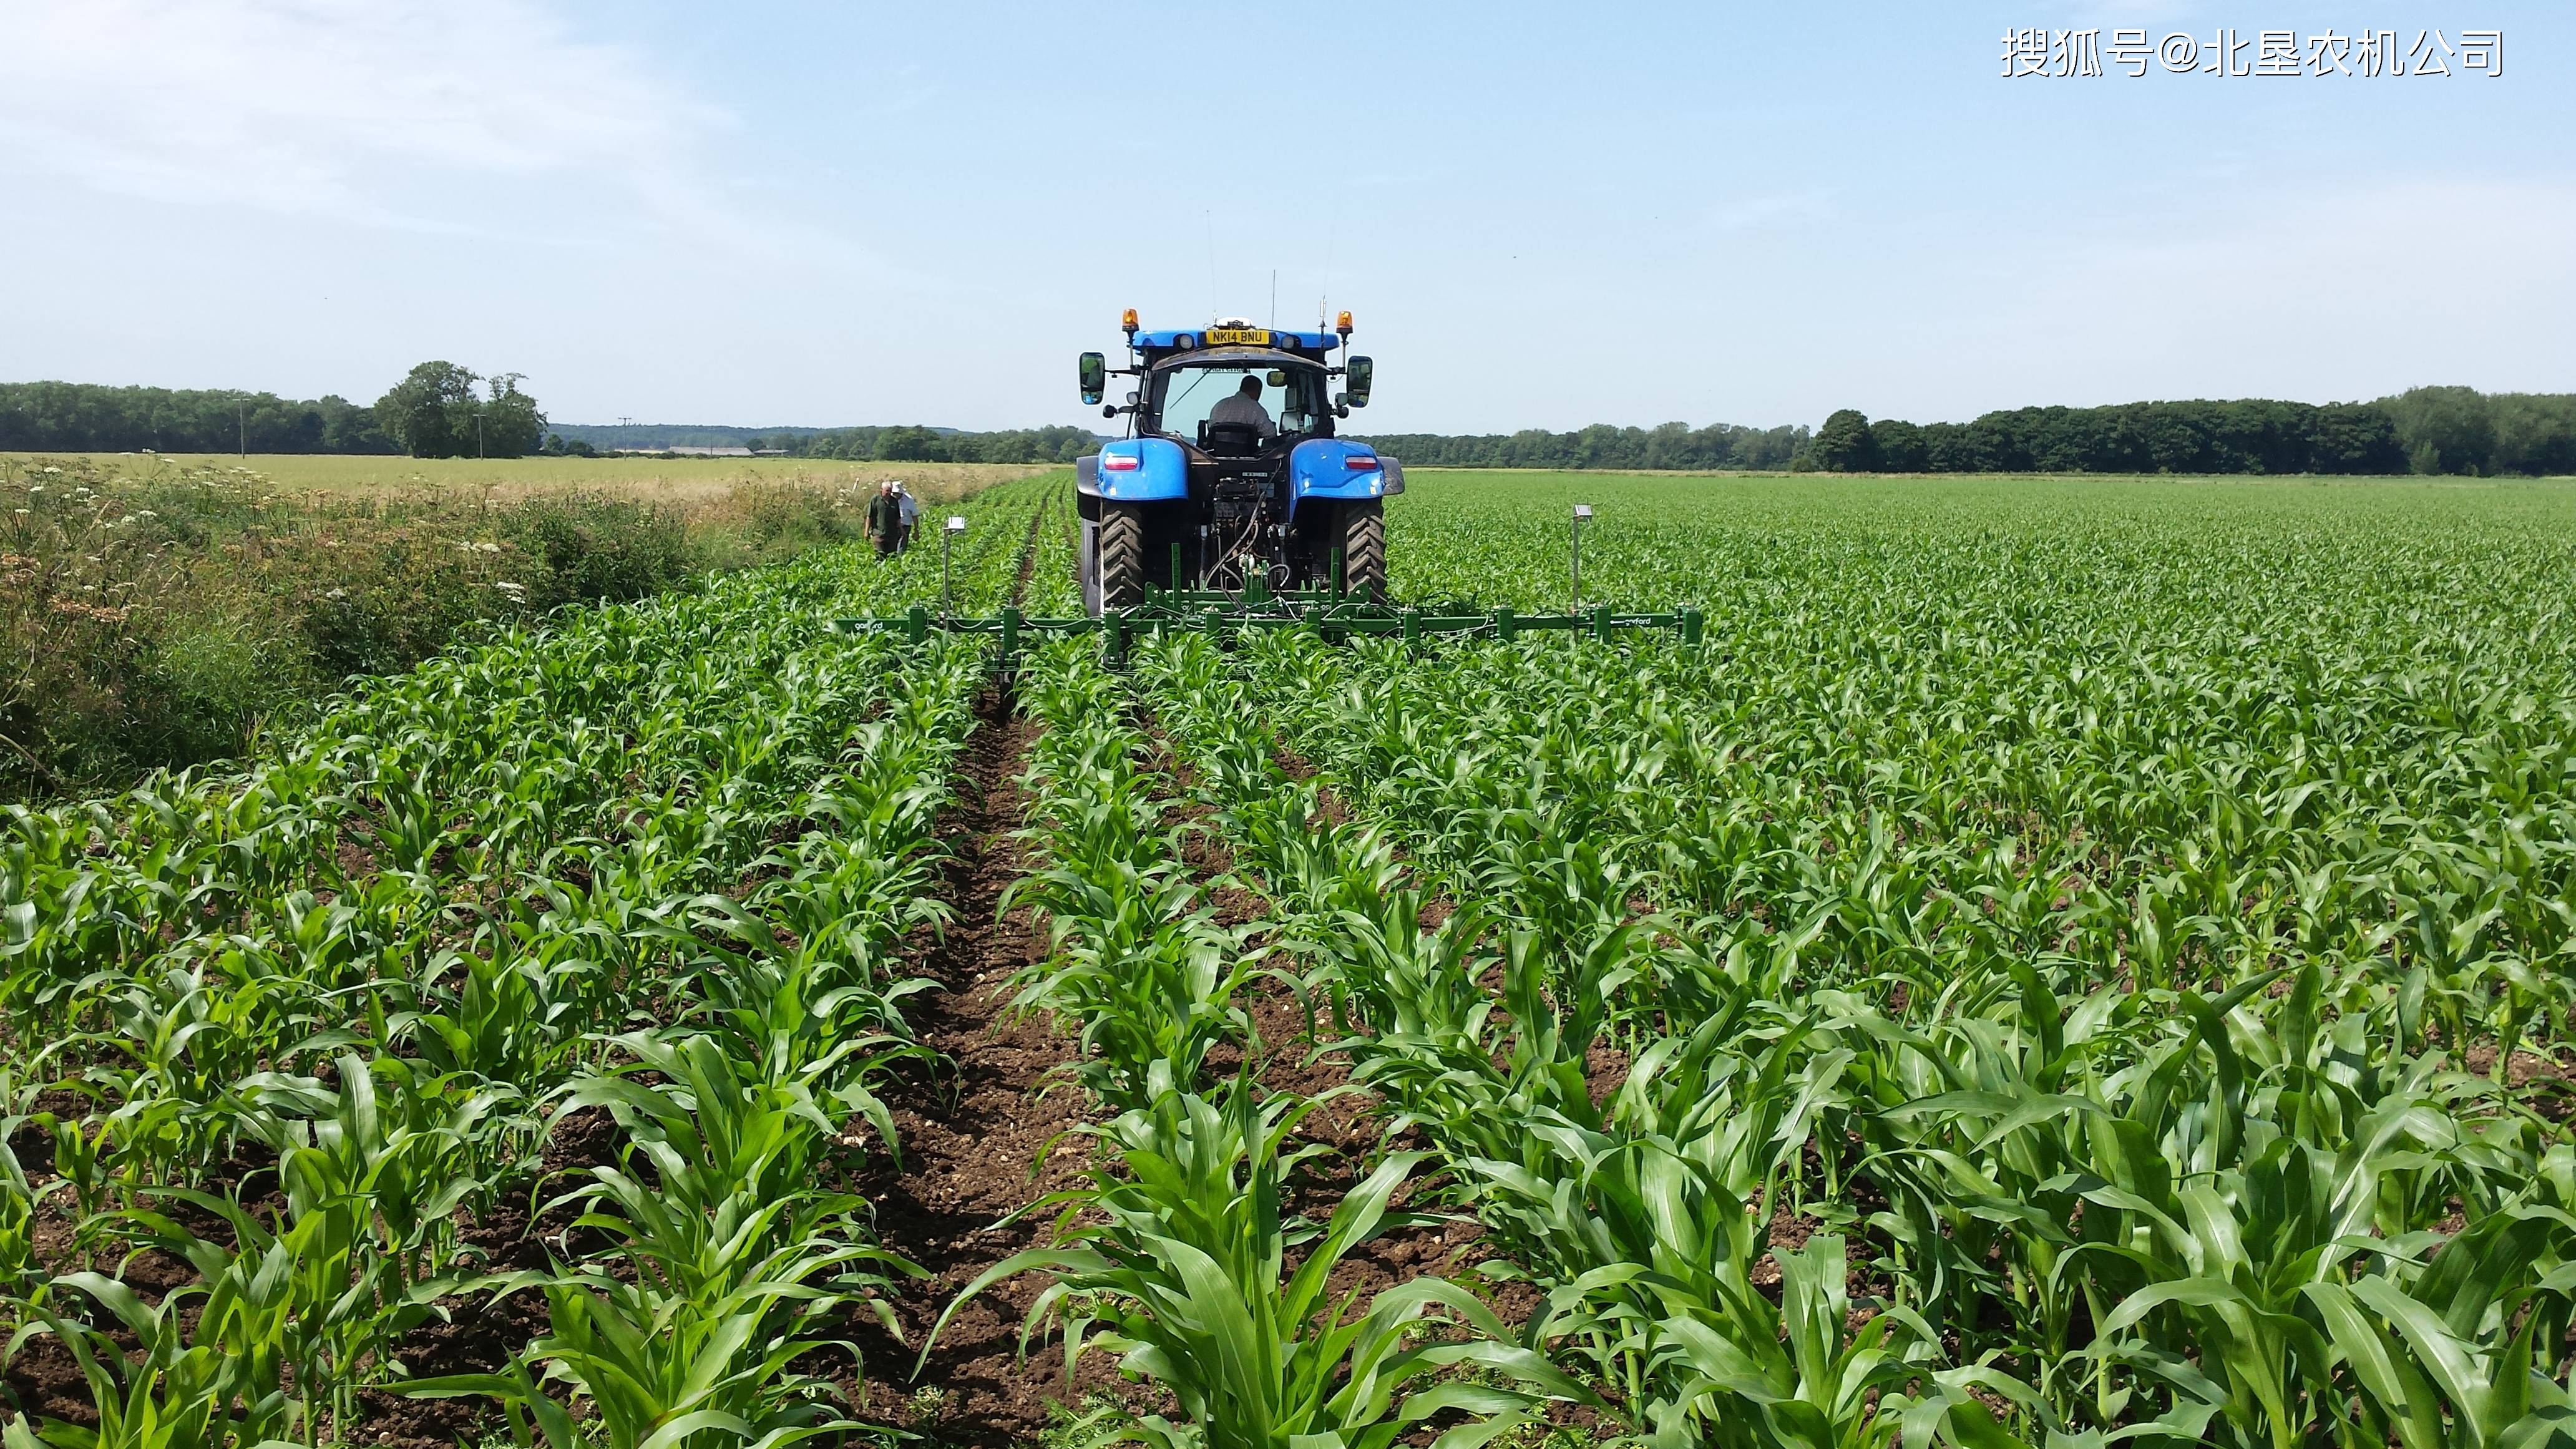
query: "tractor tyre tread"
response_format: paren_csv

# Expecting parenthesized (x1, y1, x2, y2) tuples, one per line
(1100, 502, 1146, 610)
(1342, 500, 1385, 603)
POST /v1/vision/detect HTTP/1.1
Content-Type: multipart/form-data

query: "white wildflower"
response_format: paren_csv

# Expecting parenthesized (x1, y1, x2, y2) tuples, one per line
(325, 587, 347, 600)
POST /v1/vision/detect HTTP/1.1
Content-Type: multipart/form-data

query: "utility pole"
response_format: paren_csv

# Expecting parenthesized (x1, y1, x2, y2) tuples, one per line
(237, 397, 246, 458)
(477, 409, 486, 459)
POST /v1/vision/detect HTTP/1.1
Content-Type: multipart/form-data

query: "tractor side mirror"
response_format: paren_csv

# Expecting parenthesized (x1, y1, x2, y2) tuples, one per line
(1078, 352, 1106, 406)
(1345, 356, 1373, 407)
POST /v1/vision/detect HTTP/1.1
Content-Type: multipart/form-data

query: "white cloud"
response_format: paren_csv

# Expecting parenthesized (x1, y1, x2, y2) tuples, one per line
(0, 0, 717, 223)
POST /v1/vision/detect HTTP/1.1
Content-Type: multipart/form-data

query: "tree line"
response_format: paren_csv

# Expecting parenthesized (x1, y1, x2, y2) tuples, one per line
(552, 424, 1105, 464)
(0, 381, 398, 454)
(1805, 387, 2576, 477)
(1358, 388, 2572, 477)
(1351, 421, 1810, 472)
(748, 423, 1101, 464)
(540, 424, 1100, 462)
(12, 373, 2567, 476)
(0, 379, 1087, 466)
(547, 424, 824, 451)
(1, 363, 547, 459)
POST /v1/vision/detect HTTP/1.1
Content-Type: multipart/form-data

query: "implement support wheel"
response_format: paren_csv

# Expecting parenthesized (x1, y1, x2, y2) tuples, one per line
(1340, 499, 1385, 603)
(1100, 501, 1145, 610)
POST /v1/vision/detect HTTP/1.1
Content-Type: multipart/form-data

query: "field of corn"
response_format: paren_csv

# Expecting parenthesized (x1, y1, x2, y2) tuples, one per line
(5, 467, 2574, 1449)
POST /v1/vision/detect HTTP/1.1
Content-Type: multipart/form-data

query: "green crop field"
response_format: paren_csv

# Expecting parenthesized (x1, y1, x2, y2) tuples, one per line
(5, 468, 2574, 1448)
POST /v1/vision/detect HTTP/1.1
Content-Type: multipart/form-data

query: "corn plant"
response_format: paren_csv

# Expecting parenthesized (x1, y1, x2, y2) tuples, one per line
(934, 1083, 1593, 1449)
(3, 1272, 300, 1449)
(555, 1033, 887, 1254)
(1593, 1231, 2030, 1449)
(403, 1267, 867, 1449)
(228, 1053, 513, 1291)
(0, 1127, 47, 1304)
(1002, 856, 1274, 1110)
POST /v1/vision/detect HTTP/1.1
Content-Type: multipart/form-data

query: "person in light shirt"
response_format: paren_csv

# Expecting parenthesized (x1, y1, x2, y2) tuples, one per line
(1207, 376, 1276, 439)
(894, 481, 921, 552)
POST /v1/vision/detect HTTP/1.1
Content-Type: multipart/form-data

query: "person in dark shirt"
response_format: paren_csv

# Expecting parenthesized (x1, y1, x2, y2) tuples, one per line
(865, 480, 904, 557)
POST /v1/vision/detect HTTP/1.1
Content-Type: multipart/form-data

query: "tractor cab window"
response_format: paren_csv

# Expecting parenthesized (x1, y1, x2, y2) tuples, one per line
(1153, 364, 1326, 446)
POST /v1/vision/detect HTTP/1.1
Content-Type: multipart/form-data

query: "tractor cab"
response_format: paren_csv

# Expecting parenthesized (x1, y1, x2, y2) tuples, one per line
(1074, 312, 1400, 612)
(1149, 354, 1331, 453)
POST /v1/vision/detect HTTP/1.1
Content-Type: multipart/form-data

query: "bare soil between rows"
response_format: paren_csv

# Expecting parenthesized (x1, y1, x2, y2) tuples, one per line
(837, 685, 1134, 1443)
(846, 681, 1517, 1444)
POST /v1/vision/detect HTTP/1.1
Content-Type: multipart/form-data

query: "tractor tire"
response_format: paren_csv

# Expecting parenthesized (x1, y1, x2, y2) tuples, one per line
(1099, 502, 1146, 610)
(1340, 499, 1385, 602)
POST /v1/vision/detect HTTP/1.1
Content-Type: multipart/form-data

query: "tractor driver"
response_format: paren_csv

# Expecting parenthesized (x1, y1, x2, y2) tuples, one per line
(1207, 375, 1277, 440)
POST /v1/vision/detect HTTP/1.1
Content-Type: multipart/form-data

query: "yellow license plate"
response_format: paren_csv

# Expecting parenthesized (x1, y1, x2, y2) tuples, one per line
(1204, 327, 1269, 346)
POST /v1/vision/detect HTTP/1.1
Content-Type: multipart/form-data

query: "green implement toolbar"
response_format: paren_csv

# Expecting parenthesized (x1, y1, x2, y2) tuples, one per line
(832, 582, 1703, 667)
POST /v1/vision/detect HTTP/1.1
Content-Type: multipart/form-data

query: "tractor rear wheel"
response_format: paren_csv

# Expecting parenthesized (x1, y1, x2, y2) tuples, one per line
(1340, 499, 1385, 602)
(1100, 502, 1146, 610)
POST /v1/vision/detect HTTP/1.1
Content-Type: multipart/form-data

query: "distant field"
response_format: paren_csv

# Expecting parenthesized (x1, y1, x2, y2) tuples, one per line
(0, 451, 1058, 503)
(1391, 465, 2576, 604)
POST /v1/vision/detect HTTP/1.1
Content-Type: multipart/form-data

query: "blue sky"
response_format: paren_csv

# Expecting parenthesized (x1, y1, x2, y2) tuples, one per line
(2, 1, 2567, 434)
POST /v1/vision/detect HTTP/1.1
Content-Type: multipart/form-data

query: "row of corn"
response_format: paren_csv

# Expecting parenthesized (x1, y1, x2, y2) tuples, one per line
(0, 477, 1069, 1448)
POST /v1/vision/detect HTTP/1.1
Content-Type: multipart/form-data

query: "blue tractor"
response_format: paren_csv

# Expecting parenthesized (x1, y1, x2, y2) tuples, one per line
(1074, 309, 1402, 613)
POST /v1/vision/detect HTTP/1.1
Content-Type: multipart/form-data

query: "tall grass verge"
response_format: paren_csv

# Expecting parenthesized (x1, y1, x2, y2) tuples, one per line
(0, 458, 993, 801)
